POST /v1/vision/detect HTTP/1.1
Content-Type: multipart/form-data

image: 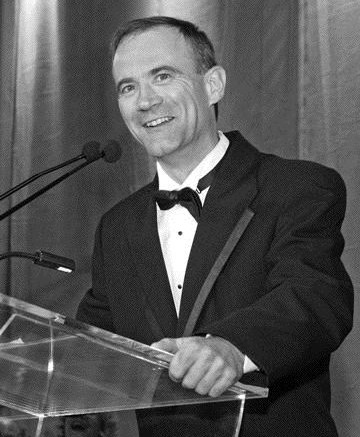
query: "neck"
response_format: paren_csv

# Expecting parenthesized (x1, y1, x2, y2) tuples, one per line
(158, 162, 197, 184)
(158, 131, 220, 184)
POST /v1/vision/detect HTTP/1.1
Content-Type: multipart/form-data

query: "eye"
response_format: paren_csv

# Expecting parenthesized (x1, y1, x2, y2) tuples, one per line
(155, 72, 171, 83)
(119, 83, 135, 96)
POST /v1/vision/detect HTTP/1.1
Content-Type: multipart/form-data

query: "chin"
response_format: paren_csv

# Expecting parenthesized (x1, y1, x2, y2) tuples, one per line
(143, 141, 179, 159)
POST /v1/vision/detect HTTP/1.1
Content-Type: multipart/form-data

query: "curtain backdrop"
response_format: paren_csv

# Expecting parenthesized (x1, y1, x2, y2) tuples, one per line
(298, 1, 360, 435)
(0, 0, 359, 435)
(0, 0, 152, 314)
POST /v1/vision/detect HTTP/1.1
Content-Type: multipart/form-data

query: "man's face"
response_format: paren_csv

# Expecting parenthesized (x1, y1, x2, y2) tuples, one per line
(112, 26, 218, 166)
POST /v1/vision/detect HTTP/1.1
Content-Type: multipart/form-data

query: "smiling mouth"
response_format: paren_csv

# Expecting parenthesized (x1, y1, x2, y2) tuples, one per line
(143, 116, 174, 128)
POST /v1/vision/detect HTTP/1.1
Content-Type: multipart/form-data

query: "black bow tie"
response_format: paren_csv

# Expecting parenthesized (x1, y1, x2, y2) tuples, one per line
(154, 164, 219, 221)
(155, 187, 202, 221)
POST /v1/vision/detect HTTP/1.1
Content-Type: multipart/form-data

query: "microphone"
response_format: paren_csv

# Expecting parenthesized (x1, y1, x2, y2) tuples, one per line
(0, 141, 101, 202)
(100, 139, 123, 163)
(82, 141, 102, 163)
(0, 250, 75, 273)
(81, 140, 122, 163)
(0, 140, 122, 222)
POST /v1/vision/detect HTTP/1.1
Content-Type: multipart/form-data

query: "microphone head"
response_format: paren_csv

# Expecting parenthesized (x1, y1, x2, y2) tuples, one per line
(102, 140, 122, 163)
(82, 141, 102, 163)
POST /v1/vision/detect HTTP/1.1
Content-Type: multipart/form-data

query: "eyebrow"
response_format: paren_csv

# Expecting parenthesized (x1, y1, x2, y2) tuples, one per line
(150, 65, 183, 76)
(116, 65, 183, 94)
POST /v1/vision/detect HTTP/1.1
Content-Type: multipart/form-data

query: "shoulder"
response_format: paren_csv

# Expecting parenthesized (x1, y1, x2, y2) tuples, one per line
(259, 157, 346, 212)
(255, 154, 347, 222)
(224, 131, 346, 217)
(259, 153, 345, 195)
(99, 180, 155, 229)
(225, 131, 346, 198)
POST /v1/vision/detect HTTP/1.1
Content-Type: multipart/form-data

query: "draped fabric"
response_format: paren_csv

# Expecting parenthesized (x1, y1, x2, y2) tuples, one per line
(0, 0, 16, 292)
(298, 1, 360, 435)
(0, 0, 152, 313)
(0, 0, 359, 435)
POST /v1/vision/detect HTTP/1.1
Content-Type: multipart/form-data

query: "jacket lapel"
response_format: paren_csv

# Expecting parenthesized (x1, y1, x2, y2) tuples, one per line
(176, 132, 261, 335)
(126, 182, 178, 338)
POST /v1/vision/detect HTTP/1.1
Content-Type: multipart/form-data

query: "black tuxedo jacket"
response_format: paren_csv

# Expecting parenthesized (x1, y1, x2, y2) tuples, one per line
(77, 131, 353, 436)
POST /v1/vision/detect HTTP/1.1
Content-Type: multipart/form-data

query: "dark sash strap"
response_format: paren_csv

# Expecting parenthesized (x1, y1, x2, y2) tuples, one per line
(182, 208, 255, 337)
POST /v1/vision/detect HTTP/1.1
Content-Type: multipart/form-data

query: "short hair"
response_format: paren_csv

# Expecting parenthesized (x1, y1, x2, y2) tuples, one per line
(111, 16, 217, 73)
(110, 16, 219, 119)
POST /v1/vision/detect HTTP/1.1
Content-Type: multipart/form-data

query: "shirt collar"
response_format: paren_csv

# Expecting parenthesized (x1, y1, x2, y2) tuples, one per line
(157, 131, 229, 191)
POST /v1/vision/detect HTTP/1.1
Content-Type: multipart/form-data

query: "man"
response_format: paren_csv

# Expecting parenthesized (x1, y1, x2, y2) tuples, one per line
(77, 16, 353, 436)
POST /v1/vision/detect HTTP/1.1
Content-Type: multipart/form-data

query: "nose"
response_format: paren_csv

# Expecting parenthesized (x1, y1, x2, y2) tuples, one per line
(137, 83, 162, 111)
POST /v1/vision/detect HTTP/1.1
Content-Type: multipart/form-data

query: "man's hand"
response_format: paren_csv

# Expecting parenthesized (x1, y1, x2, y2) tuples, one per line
(151, 335, 244, 397)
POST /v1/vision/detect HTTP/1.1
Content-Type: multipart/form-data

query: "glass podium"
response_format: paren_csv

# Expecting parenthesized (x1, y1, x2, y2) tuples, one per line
(0, 293, 268, 436)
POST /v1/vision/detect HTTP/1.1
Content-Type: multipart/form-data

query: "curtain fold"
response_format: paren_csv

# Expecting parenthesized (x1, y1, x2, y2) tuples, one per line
(218, 0, 299, 158)
(0, 1, 21, 296)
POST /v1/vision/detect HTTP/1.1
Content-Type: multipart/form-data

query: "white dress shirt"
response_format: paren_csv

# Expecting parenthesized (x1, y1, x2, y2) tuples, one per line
(156, 131, 229, 315)
(156, 131, 257, 373)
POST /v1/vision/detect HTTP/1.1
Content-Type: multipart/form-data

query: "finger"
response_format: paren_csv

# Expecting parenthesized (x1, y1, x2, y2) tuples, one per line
(207, 368, 238, 397)
(151, 338, 179, 354)
(180, 353, 213, 390)
(168, 339, 201, 381)
(178, 343, 220, 390)
(187, 355, 226, 395)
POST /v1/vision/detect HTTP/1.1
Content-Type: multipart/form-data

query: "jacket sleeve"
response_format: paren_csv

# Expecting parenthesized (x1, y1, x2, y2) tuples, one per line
(76, 218, 115, 333)
(201, 166, 354, 384)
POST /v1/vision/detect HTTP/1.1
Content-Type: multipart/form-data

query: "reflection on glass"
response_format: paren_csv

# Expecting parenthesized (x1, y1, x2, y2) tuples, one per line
(0, 293, 267, 437)
(63, 414, 112, 437)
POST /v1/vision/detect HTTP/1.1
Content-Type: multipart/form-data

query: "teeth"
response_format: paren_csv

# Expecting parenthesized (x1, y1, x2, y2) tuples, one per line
(145, 117, 173, 127)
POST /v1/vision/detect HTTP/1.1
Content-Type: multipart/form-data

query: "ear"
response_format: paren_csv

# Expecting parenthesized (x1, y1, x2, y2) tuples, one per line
(204, 65, 226, 106)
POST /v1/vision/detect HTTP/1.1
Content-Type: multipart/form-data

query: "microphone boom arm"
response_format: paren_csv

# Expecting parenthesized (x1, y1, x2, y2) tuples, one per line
(0, 139, 121, 222)
(0, 155, 84, 202)
(0, 160, 91, 222)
